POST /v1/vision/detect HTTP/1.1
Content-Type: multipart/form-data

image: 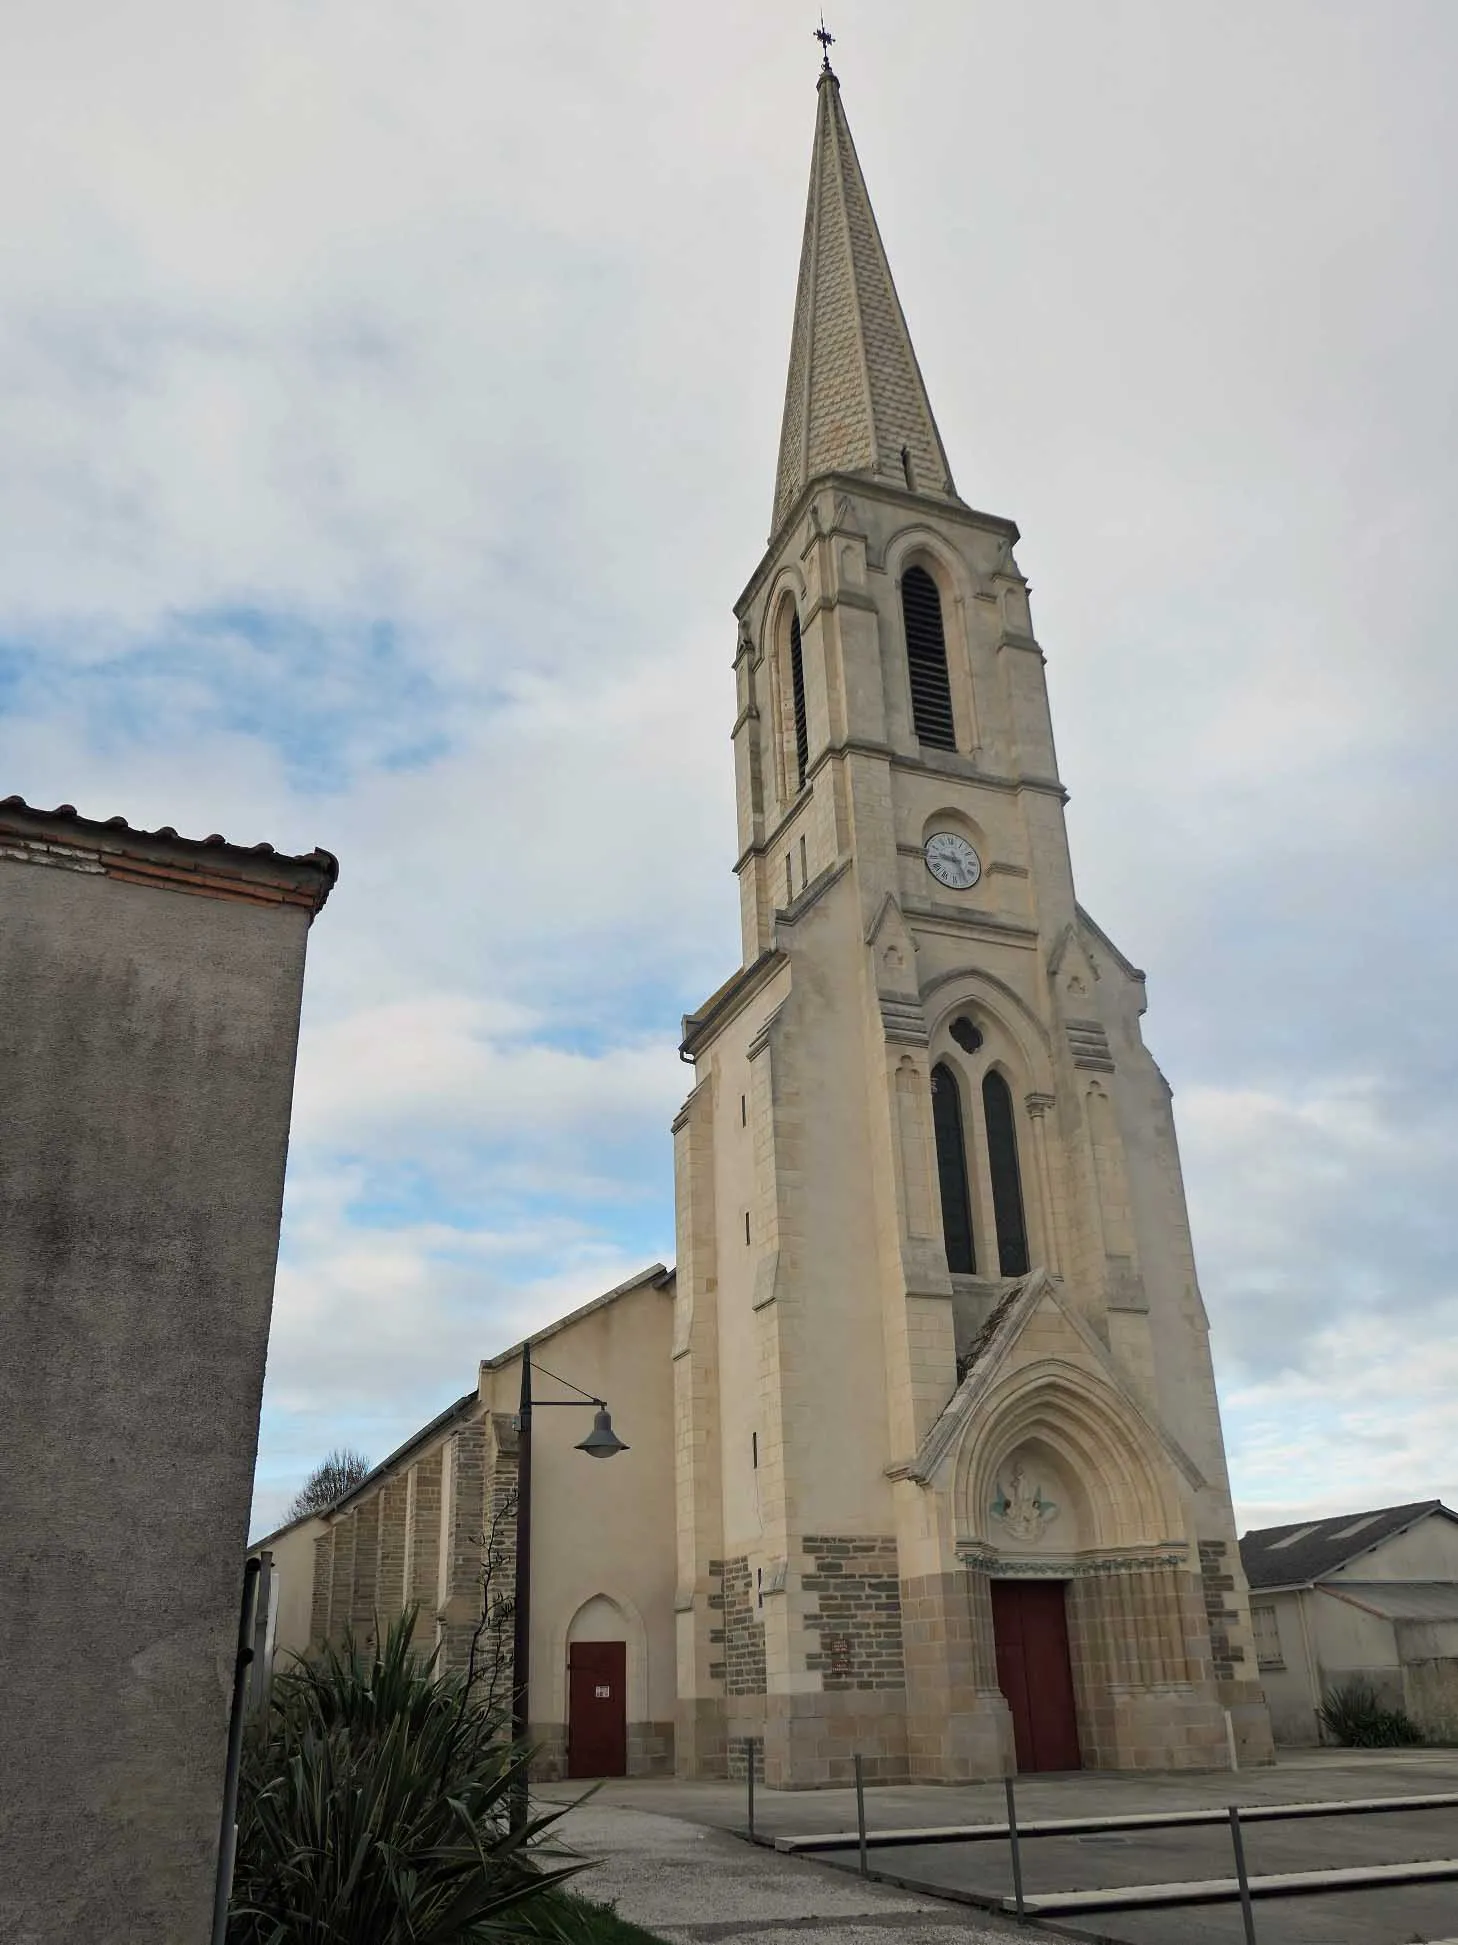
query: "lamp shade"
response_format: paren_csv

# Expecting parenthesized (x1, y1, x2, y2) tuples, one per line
(575, 1407, 628, 1459)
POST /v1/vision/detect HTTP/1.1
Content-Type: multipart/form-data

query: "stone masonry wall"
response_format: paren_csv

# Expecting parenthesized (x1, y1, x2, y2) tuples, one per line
(311, 1529, 334, 1645)
(349, 1496, 381, 1650)
(377, 1473, 409, 1622)
(802, 1536, 905, 1692)
(440, 1419, 489, 1677)
(718, 1556, 766, 1697)
(409, 1448, 443, 1618)
(1198, 1539, 1245, 1685)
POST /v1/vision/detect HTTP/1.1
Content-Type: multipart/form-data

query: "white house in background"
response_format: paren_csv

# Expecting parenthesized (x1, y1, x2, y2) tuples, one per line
(1239, 1500, 1458, 1745)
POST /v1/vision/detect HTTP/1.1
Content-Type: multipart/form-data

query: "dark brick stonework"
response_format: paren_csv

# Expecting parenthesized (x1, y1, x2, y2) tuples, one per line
(720, 1556, 766, 1697)
(727, 1734, 766, 1782)
(802, 1536, 904, 1692)
(707, 1557, 726, 1686)
(1199, 1539, 1245, 1683)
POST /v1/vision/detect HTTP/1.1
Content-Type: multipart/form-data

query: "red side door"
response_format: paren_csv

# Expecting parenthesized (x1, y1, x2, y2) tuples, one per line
(990, 1580, 1082, 1773)
(567, 1640, 627, 1778)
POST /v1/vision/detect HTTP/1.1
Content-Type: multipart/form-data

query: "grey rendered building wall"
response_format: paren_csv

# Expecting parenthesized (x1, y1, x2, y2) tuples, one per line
(0, 805, 333, 1945)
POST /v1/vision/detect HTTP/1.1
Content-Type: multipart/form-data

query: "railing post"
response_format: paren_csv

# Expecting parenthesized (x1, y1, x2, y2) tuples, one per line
(746, 1736, 756, 1840)
(1004, 1773, 1025, 1921)
(211, 1557, 262, 1945)
(854, 1753, 868, 1877)
(1228, 1804, 1257, 1945)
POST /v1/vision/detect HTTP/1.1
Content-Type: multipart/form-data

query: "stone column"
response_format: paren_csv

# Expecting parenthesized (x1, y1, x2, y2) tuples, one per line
(310, 1528, 335, 1646)
(376, 1473, 410, 1627)
(1068, 1563, 1229, 1771)
(328, 1511, 356, 1647)
(408, 1449, 443, 1621)
(1024, 1093, 1061, 1276)
(348, 1495, 381, 1653)
(901, 1558, 1013, 1781)
(672, 1080, 727, 1777)
(440, 1418, 488, 1677)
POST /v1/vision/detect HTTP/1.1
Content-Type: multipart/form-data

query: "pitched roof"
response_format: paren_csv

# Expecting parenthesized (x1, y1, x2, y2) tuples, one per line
(0, 793, 337, 912)
(1323, 1581, 1458, 1623)
(1240, 1500, 1451, 1590)
(771, 70, 958, 537)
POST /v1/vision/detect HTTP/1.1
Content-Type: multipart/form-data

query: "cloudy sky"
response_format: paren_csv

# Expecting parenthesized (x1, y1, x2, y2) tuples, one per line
(4, 1, 1454, 1540)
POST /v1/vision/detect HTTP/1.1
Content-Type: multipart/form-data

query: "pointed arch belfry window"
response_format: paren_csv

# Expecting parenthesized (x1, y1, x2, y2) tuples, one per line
(931, 1062, 976, 1274)
(789, 609, 809, 790)
(982, 1070, 1029, 1277)
(901, 565, 956, 751)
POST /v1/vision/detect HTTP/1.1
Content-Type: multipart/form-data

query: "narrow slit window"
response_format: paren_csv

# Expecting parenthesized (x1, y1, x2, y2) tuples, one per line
(901, 565, 956, 751)
(752, 1431, 758, 1469)
(745, 1210, 751, 1245)
(799, 833, 808, 888)
(785, 855, 794, 903)
(930, 1062, 976, 1275)
(741, 1093, 747, 1127)
(789, 610, 809, 789)
(982, 1069, 1030, 1276)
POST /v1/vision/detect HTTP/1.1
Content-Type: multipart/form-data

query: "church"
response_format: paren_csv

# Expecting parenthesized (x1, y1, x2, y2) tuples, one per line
(256, 61, 1274, 1788)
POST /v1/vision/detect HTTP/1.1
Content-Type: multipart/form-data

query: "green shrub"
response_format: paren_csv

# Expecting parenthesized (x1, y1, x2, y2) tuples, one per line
(229, 1608, 583, 1943)
(522, 1893, 670, 1943)
(1318, 1676, 1424, 1748)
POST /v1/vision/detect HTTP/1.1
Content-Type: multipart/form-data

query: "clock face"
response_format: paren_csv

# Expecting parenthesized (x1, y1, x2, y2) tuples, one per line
(924, 831, 982, 891)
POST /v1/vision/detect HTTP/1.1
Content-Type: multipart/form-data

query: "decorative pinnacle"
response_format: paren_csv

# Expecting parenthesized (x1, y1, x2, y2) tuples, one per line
(814, 16, 835, 73)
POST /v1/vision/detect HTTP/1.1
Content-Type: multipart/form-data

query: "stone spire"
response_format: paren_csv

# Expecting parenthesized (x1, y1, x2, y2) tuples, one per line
(771, 68, 958, 536)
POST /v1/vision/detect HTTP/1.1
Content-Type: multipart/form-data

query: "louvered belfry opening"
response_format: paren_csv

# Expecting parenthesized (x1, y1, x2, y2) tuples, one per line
(901, 565, 956, 750)
(931, 1062, 976, 1275)
(789, 610, 809, 790)
(982, 1069, 1030, 1277)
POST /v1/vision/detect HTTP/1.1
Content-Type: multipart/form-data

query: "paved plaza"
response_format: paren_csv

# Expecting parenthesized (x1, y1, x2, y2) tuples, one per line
(543, 1750, 1458, 1945)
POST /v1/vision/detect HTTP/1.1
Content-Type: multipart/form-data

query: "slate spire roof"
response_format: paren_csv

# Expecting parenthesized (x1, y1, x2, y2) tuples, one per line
(771, 67, 959, 536)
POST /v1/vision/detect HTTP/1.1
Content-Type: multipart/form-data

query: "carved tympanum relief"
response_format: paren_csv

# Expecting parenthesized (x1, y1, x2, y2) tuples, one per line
(991, 1459, 1059, 1542)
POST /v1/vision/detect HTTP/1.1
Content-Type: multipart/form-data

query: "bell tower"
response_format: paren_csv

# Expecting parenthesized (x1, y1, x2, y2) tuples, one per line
(671, 60, 1272, 1786)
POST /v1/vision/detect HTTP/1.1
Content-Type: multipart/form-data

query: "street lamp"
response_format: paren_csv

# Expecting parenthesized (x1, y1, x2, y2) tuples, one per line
(510, 1340, 627, 1822)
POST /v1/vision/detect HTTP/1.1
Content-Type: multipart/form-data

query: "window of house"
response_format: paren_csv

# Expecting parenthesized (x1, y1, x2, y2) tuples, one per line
(1251, 1602, 1284, 1670)
(901, 565, 956, 751)
(931, 1062, 976, 1274)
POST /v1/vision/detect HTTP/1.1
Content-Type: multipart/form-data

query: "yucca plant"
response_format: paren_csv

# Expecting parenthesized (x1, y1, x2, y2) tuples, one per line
(229, 1607, 584, 1943)
(1318, 1676, 1424, 1749)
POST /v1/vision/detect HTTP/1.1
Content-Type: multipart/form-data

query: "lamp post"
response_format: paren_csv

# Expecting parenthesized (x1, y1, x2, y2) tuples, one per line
(510, 1339, 628, 1825)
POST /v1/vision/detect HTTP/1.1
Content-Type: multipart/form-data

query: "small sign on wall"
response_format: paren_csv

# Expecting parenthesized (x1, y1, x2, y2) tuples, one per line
(595, 1685, 611, 1699)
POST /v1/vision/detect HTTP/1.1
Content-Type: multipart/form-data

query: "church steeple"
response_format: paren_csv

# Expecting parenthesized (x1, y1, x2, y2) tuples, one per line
(771, 68, 958, 536)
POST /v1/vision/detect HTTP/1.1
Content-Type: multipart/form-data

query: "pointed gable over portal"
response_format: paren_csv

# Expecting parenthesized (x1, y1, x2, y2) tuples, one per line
(771, 66, 959, 535)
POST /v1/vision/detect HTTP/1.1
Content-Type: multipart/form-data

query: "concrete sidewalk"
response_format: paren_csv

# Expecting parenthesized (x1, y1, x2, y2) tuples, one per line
(543, 1746, 1458, 1848)
(549, 1800, 1023, 1944)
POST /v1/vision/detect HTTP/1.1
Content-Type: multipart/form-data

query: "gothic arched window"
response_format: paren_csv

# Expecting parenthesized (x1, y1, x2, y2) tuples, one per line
(931, 1062, 976, 1275)
(982, 1069, 1029, 1277)
(901, 565, 956, 751)
(789, 609, 809, 790)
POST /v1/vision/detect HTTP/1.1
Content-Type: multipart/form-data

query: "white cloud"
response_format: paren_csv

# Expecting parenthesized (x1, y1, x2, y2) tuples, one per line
(2, 1, 1455, 1534)
(1227, 1308, 1458, 1531)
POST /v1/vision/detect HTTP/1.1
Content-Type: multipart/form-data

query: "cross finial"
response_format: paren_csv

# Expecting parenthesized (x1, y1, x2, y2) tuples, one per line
(814, 16, 835, 73)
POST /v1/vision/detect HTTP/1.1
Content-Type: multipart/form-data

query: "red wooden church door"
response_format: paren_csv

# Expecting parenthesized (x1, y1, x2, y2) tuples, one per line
(990, 1580, 1082, 1773)
(567, 1641, 627, 1778)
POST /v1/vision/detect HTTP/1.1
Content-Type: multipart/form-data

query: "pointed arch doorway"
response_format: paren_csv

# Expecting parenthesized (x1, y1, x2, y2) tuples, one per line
(990, 1580, 1081, 1772)
(567, 1642, 626, 1777)
(566, 1594, 629, 1778)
